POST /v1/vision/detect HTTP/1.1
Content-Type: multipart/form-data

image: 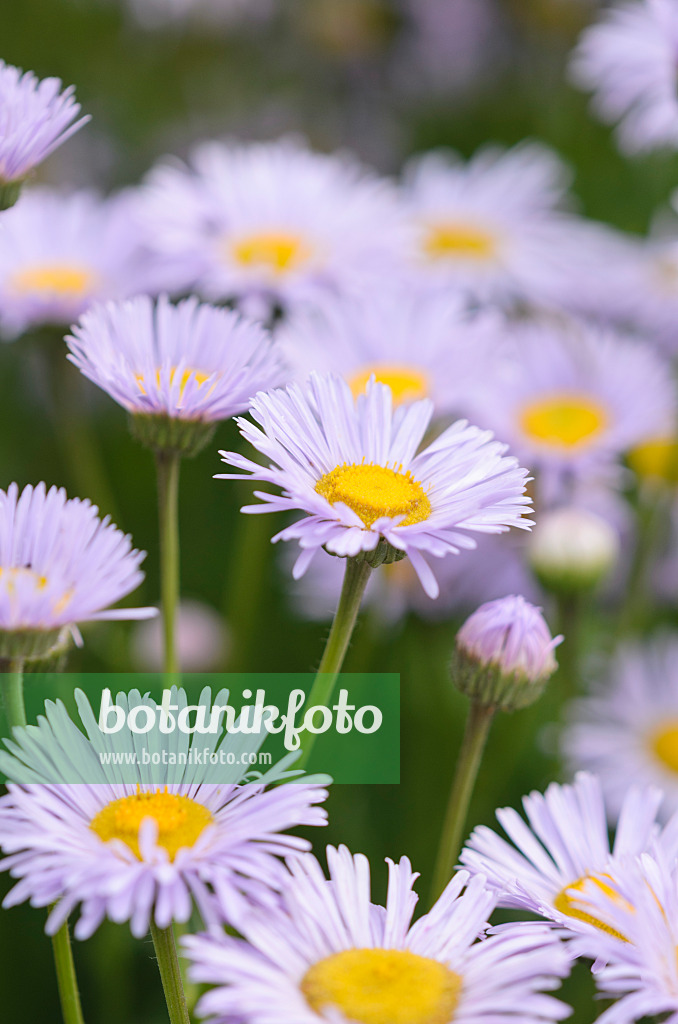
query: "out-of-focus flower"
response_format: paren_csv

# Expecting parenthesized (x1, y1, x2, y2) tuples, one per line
(0, 687, 328, 938)
(452, 594, 561, 709)
(0, 188, 159, 339)
(628, 435, 678, 486)
(286, 532, 540, 626)
(131, 598, 229, 670)
(278, 287, 501, 418)
(67, 294, 284, 456)
(571, 0, 678, 154)
(528, 506, 621, 593)
(0, 62, 89, 205)
(217, 373, 533, 598)
(400, 142, 594, 307)
(126, 0, 276, 30)
(468, 317, 675, 493)
(184, 846, 570, 1024)
(563, 638, 678, 822)
(0, 482, 155, 660)
(139, 137, 404, 317)
(461, 772, 663, 937)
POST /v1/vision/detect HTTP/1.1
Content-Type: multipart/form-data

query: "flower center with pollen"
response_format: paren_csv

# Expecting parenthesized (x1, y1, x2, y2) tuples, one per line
(230, 230, 313, 275)
(0, 566, 48, 593)
(349, 365, 430, 405)
(553, 875, 628, 940)
(628, 437, 678, 485)
(315, 463, 432, 528)
(135, 367, 213, 399)
(423, 222, 496, 262)
(519, 394, 608, 449)
(10, 264, 96, 299)
(650, 720, 678, 774)
(301, 948, 462, 1024)
(90, 790, 213, 861)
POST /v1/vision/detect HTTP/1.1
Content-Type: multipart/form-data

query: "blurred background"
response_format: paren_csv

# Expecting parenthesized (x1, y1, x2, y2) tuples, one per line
(1, 0, 674, 1020)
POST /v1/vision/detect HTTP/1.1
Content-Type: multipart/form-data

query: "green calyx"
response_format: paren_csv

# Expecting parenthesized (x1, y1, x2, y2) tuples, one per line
(450, 647, 549, 712)
(129, 413, 216, 459)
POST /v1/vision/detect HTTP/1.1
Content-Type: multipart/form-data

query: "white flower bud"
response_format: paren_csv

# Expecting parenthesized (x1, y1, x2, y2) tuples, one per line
(528, 507, 620, 594)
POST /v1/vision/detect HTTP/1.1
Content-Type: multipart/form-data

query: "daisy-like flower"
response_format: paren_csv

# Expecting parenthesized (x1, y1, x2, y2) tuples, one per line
(184, 845, 571, 1024)
(0, 188, 158, 339)
(278, 287, 500, 418)
(138, 136, 404, 315)
(400, 142, 592, 307)
(562, 852, 678, 1023)
(570, 0, 678, 154)
(467, 317, 675, 496)
(216, 373, 533, 598)
(0, 62, 89, 202)
(0, 687, 329, 938)
(67, 293, 284, 456)
(563, 638, 678, 822)
(460, 772, 663, 939)
(0, 482, 154, 660)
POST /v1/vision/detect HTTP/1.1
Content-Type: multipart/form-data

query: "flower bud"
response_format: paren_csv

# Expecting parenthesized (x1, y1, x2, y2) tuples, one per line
(527, 507, 620, 595)
(451, 595, 562, 710)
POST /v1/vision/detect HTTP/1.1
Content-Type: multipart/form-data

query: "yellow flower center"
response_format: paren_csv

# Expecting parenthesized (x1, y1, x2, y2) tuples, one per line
(0, 566, 47, 591)
(90, 790, 213, 861)
(519, 394, 608, 449)
(628, 437, 678, 485)
(10, 264, 96, 299)
(553, 875, 628, 940)
(135, 367, 213, 398)
(422, 222, 497, 262)
(315, 463, 432, 528)
(230, 230, 313, 275)
(650, 721, 678, 774)
(349, 365, 430, 405)
(301, 948, 463, 1024)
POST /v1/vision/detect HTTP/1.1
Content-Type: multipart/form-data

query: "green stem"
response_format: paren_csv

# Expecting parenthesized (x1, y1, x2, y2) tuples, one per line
(150, 920, 191, 1024)
(0, 657, 26, 729)
(51, 919, 86, 1024)
(555, 593, 582, 701)
(297, 557, 372, 769)
(430, 700, 495, 902)
(155, 451, 182, 676)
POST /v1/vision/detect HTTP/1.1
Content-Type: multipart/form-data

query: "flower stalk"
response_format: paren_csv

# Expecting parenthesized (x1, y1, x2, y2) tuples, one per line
(151, 920, 192, 1024)
(155, 450, 182, 676)
(51, 918, 86, 1024)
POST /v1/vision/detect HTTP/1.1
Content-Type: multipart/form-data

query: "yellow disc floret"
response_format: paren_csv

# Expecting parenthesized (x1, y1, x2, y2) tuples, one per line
(651, 720, 678, 774)
(301, 948, 463, 1024)
(553, 874, 628, 940)
(230, 231, 313, 275)
(90, 789, 213, 861)
(349, 365, 430, 405)
(135, 367, 213, 398)
(519, 394, 608, 449)
(628, 437, 678, 485)
(10, 264, 96, 299)
(315, 462, 432, 528)
(423, 222, 496, 262)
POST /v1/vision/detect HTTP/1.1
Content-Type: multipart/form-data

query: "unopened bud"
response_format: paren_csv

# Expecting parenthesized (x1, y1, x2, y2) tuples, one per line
(451, 595, 562, 710)
(528, 507, 620, 595)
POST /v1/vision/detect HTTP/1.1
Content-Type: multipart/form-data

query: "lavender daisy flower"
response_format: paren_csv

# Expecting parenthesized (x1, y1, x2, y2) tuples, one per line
(563, 638, 678, 822)
(0, 482, 154, 660)
(460, 772, 663, 940)
(0, 61, 89, 205)
(184, 845, 570, 1024)
(570, 0, 678, 154)
(67, 293, 285, 456)
(216, 373, 533, 598)
(0, 687, 329, 938)
(138, 136, 404, 316)
(0, 188, 158, 339)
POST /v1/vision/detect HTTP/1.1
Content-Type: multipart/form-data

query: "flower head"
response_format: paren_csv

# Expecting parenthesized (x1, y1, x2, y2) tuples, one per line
(460, 772, 663, 938)
(0, 482, 154, 658)
(0, 687, 328, 938)
(563, 638, 678, 822)
(570, 0, 678, 154)
(183, 845, 570, 1024)
(0, 62, 89, 192)
(0, 188, 154, 338)
(139, 137, 404, 314)
(528, 506, 621, 594)
(67, 294, 284, 454)
(217, 373, 533, 598)
(452, 595, 561, 709)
